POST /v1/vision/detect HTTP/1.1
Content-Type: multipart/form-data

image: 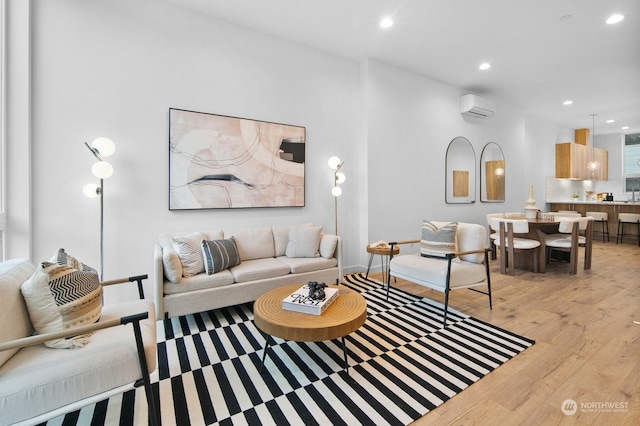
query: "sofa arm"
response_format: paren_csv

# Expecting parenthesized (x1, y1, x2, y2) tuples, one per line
(153, 244, 165, 319)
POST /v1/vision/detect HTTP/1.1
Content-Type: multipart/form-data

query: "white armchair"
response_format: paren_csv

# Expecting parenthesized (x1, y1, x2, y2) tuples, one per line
(0, 259, 158, 426)
(388, 221, 492, 327)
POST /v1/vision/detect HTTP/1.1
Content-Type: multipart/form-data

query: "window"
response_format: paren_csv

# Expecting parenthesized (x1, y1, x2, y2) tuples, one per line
(623, 133, 640, 194)
(0, 0, 5, 259)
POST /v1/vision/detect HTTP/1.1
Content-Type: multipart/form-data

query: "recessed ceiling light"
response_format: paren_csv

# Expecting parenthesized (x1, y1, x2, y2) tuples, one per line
(563, 100, 573, 106)
(479, 62, 491, 70)
(622, 126, 630, 130)
(606, 14, 624, 24)
(606, 119, 615, 123)
(380, 17, 393, 28)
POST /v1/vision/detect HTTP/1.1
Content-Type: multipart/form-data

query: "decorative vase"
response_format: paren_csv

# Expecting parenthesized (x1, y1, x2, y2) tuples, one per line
(524, 184, 538, 219)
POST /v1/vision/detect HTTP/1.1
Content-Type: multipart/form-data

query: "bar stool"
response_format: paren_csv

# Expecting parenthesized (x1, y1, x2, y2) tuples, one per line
(586, 211, 609, 243)
(616, 213, 640, 246)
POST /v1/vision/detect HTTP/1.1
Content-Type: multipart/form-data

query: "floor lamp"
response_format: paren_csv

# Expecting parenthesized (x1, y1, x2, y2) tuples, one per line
(83, 137, 116, 281)
(328, 156, 346, 235)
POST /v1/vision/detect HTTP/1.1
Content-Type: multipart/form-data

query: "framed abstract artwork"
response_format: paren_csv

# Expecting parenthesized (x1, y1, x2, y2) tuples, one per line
(169, 108, 305, 210)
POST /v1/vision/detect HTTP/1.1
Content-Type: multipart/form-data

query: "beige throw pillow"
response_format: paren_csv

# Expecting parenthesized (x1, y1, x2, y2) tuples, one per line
(286, 225, 322, 258)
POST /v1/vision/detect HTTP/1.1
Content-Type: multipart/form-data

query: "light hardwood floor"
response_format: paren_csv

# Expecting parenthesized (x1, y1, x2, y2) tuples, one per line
(368, 240, 639, 425)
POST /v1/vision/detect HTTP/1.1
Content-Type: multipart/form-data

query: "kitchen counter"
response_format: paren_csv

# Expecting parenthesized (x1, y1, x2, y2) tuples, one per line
(548, 202, 640, 240)
(546, 200, 640, 206)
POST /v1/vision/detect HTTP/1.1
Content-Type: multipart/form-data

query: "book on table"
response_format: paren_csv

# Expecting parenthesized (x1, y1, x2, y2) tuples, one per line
(282, 284, 339, 315)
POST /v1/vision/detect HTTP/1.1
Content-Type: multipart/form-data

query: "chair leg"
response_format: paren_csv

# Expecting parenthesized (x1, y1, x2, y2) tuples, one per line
(442, 288, 450, 328)
(617, 221, 623, 244)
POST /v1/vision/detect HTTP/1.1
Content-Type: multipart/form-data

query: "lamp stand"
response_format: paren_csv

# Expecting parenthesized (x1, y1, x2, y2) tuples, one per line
(99, 178, 104, 281)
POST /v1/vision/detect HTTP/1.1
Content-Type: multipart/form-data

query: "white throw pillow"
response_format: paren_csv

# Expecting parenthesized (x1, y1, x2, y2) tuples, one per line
(286, 225, 322, 258)
(162, 245, 183, 283)
(319, 234, 338, 259)
(172, 232, 205, 277)
(21, 262, 102, 348)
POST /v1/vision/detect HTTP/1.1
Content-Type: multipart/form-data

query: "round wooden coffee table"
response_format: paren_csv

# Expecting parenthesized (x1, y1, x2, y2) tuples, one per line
(254, 284, 367, 372)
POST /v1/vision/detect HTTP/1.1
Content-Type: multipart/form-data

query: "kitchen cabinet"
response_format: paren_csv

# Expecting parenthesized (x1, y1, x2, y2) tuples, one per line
(555, 142, 608, 180)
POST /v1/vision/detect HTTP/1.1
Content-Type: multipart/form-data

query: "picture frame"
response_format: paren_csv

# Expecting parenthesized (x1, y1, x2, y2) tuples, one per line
(169, 108, 305, 210)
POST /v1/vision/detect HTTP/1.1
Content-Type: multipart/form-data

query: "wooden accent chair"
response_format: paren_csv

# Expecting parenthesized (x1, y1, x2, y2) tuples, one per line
(387, 221, 492, 328)
(0, 259, 158, 426)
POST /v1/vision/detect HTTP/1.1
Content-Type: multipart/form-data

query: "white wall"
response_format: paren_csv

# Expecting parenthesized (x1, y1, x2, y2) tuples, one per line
(9, 0, 579, 302)
(364, 59, 540, 253)
(26, 0, 361, 301)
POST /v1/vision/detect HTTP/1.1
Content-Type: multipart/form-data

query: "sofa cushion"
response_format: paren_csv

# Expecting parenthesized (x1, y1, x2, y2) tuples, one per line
(20, 262, 103, 349)
(0, 299, 156, 425)
(172, 232, 205, 277)
(420, 221, 458, 258)
(201, 237, 241, 274)
(286, 225, 322, 258)
(225, 227, 274, 261)
(163, 269, 235, 294)
(319, 234, 338, 259)
(0, 259, 36, 368)
(276, 256, 338, 274)
(229, 258, 290, 283)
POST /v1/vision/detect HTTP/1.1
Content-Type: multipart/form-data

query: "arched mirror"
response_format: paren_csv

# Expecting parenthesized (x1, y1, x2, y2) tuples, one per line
(480, 142, 505, 203)
(445, 137, 476, 204)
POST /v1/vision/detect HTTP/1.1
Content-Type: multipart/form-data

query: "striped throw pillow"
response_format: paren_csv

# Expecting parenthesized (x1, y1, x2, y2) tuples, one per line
(172, 232, 205, 277)
(420, 221, 458, 258)
(201, 237, 241, 275)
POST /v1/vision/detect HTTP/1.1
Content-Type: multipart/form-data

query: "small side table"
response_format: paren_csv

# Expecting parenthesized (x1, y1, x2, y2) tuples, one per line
(365, 244, 400, 284)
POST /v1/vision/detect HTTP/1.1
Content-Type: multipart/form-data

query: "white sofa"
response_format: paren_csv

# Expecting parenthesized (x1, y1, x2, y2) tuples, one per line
(153, 225, 342, 318)
(0, 259, 157, 425)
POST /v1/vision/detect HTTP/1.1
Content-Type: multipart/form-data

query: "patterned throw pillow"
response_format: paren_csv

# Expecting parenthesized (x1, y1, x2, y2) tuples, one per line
(172, 232, 205, 277)
(20, 262, 102, 348)
(51, 248, 97, 274)
(420, 221, 458, 258)
(201, 237, 241, 275)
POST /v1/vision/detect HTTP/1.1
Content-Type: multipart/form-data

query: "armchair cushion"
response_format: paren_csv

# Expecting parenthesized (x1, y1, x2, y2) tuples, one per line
(0, 259, 35, 367)
(420, 221, 458, 258)
(20, 262, 102, 348)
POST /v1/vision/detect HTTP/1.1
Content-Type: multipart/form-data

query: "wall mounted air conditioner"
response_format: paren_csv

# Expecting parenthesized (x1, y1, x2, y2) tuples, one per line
(461, 94, 495, 118)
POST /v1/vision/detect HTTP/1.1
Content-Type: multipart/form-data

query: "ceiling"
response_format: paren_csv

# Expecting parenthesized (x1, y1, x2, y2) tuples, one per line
(164, 0, 640, 136)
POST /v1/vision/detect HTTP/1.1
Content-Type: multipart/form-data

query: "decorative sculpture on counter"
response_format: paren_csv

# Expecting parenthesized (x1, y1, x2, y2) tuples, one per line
(307, 281, 327, 300)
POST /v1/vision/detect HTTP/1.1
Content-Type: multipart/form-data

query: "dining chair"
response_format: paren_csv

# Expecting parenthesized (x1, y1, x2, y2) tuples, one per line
(544, 217, 594, 274)
(486, 213, 504, 260)
(491, 218, 543, 275)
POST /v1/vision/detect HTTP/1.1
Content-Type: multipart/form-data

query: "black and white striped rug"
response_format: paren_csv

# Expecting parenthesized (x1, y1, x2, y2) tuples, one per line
(46, 273, 534, 425)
